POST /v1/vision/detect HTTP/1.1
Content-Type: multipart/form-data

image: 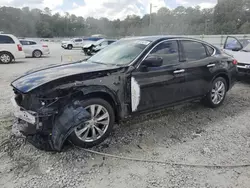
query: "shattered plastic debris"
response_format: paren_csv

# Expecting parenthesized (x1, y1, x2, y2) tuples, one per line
(20, 101, 90, 152)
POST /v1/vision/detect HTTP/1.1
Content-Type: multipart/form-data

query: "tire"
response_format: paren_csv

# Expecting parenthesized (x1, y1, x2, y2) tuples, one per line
(69, 98, 115, 148)
(68, 45, 73, 50)
(83, 49, 88, 55)
(33, 50, 42, 58)
(202, 77, 227, 108)
(0, 52, 13, 64)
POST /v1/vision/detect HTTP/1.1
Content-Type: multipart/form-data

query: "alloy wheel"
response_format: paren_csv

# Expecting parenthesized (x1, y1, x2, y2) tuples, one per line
(0, 54, 11, 63)
(211, 80, 225, 105)
(34, 51, 41, 58)
(74, 104, 110, 142)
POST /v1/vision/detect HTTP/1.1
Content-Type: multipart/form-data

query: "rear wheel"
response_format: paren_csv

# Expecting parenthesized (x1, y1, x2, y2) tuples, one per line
(202, 77, 227, 108)
(70, 98, 115, 148)
(0, 52, 13, 64)
(33, 50, 42, 58)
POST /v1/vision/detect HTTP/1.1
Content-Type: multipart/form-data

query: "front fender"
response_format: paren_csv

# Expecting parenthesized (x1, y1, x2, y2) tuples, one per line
(79, 85, 119, 106)
(77, 85, 128, 120)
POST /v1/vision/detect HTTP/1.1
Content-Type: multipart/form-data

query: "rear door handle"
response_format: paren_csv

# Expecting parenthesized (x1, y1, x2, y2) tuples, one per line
(173, 69, 185, 74)
(207, 63, 215, 68)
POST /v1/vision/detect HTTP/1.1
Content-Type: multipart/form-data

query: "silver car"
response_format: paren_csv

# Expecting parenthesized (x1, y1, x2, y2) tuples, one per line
(19, 39, 50, 58)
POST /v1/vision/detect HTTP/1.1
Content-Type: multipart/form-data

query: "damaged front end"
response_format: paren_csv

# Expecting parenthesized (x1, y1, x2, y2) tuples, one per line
(12, 88, 90, 151)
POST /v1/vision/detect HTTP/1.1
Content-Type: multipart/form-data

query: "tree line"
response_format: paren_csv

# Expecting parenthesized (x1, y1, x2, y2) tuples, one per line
(0, 0, 250, 38)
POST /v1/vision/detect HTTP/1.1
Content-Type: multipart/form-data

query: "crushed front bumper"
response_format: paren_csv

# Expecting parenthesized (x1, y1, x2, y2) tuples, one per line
(11, 96, 90, 151)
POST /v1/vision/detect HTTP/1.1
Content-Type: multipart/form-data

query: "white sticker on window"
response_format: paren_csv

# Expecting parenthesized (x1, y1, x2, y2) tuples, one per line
(131, 77, 140, 112)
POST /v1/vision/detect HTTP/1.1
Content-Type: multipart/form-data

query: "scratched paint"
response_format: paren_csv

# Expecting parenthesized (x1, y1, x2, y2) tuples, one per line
(131, 77, 140, 112)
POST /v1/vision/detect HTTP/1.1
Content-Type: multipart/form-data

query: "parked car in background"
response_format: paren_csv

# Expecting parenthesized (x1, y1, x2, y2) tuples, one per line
(0, 34, 25, 64)
(11, 36, 237, 150)
(19, 39, 50, 58)
(61, 37, 103, 50)
(82, 39, 117, 55)
(222, 36, 250, 75)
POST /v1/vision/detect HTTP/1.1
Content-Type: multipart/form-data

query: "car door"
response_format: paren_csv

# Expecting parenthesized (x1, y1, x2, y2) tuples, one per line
(131, 40, 187, 112)
(74, 39, 83, 48)
(179, 40, 217, 99)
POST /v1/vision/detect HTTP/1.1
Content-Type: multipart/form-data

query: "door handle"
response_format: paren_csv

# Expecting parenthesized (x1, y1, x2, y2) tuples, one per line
(173, 69, 185, 74)
(207, 63, 215, 68)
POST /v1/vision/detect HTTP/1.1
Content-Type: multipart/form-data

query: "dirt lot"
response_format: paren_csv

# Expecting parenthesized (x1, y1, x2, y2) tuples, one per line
(1, 44, 250, 188)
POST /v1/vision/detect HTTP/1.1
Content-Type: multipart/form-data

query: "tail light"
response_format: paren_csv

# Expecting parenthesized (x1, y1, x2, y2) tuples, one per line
(42, 45, 48, 47)
(232, 59, 238, 65)
(17, 44, 22, 51)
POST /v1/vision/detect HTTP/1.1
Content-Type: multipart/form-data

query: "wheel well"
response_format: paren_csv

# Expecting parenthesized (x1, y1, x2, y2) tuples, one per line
(214, 73, 230, 91)
(80, 92, 118, 122)
(68, 44, 73, 47)
(0, 51, 14, 59)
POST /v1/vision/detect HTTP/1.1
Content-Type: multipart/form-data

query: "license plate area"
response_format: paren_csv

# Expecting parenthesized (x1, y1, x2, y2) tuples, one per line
(11, 97, 36, 125)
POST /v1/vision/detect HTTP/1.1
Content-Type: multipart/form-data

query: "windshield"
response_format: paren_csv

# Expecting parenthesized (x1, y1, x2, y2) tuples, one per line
(87, 39, 151, 65)
(238, 39, 250, 52)
(239, 39, 250, 48)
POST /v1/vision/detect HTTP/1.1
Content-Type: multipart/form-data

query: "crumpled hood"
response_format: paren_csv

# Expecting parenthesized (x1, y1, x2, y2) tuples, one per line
(11, 61, 118, 93)
(83, 42, 95, 48)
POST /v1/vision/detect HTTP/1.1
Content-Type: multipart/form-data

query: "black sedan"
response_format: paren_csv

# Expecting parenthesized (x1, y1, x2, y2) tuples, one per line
(10, 36, 237, 151)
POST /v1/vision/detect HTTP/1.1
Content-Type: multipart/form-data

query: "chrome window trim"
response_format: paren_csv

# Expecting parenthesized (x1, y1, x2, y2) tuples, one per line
(128, 38, 217, 68)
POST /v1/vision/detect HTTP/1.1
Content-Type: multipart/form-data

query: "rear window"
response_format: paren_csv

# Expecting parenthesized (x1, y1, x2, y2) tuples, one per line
(182, 40, 207, 61)
(30, 41, 37, 45)
(20, 41, 37, 45)
(0, 35, 15, 44)
(20, 40, 29, 45)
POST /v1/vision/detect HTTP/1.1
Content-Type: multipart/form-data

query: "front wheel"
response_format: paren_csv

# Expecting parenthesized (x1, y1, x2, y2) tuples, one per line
(69, 98, 115, 148)
(202, 77, 227, 108)
(68, 45, 73, 50)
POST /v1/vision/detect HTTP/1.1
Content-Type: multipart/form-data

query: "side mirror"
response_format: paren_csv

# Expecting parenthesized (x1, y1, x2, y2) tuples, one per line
(141, 56, 163, 68)
(232, 47, 241, 51)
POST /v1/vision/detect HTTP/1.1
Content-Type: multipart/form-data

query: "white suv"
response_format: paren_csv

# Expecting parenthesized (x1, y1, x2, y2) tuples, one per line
(0, 34, 25, 64)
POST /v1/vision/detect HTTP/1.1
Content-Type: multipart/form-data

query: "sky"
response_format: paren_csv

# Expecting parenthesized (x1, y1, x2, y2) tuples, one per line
(0, 0, 217, 20)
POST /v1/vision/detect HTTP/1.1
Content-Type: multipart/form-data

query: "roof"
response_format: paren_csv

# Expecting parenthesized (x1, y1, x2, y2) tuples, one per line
(121, 35, 185, 42)
(19, 39, 36, 42)
(120, 35, 217, 46)
(0, 33, 15, 37)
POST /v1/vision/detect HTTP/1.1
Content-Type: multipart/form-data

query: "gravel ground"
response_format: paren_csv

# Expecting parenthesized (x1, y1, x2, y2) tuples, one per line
(1, 44, 250, 188)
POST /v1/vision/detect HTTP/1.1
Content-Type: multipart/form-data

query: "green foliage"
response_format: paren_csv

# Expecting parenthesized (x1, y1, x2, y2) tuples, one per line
(0, 1, 250, 38)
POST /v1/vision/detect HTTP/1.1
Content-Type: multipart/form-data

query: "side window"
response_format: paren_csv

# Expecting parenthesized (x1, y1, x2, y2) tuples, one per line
(206, 45, 215, 56)
(20, 41, 29, 45)
(182, 41, 207, 61)
(224, 37, 241, 50)
(75, 39, 82, 42)
(0, 35, 15, 44)
(148, 40, 179, 66)
(30, 41, 37, 45)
